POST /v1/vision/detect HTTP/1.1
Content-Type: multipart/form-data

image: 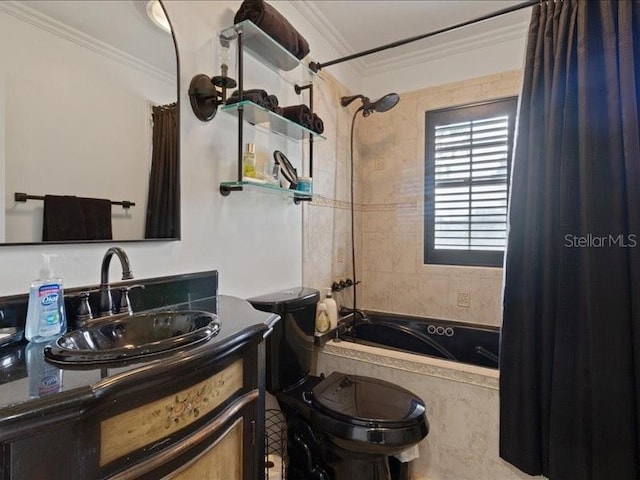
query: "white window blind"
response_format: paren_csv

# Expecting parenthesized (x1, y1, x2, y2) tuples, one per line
(433, 115, 509, 251)
(424, 97, 517, 267)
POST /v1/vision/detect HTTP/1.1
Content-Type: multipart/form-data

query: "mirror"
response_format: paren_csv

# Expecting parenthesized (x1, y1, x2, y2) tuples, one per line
(0, 0, 179, 244)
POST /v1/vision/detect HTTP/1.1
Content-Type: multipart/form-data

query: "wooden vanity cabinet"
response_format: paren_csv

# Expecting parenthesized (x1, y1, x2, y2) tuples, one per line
(1, 332, 267, 480)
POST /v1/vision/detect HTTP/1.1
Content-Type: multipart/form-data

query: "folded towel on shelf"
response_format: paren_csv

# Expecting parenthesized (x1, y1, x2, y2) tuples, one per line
(42, 195, 112, 242)
(311, 113, 324, 134)
(281, 104, 312, 129)
(226, 89, 281, 113)
(234, 0, 310, 60)
(267, 94, 279, 110)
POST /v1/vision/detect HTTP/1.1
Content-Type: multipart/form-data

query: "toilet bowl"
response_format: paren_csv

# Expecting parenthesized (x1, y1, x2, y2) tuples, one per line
(248, 288, 429, 480)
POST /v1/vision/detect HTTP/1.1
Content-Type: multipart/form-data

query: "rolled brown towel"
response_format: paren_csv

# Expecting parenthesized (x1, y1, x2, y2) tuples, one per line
(226, 89, 271, 108)
(281, 104, 313, 129)
(268, 94, 279, 110)
(234, 0, 310, 60)
(312, 113, 324, 134)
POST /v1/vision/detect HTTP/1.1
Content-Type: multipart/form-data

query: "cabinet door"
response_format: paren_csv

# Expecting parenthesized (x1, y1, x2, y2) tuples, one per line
(166, 418, 243, 480)
(108, 391, 259, 480)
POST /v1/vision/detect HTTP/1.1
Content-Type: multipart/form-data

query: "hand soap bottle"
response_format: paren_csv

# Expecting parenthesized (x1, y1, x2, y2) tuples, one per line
(25, 254, 67, 343)
(243, 142, 257, 179)
(324, 288, 338, 330)
(315, 303, 330, 335)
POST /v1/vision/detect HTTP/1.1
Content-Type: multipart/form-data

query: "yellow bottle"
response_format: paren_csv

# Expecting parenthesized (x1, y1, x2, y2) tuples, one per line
(315, 303, 330, 335)
(243, 143, 256, 179)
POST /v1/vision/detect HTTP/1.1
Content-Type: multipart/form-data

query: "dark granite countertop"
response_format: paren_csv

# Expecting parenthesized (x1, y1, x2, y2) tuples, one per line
(0, 295, 277, 422)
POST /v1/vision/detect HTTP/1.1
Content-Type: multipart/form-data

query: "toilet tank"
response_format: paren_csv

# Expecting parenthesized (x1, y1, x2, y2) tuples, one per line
(247, 288, 320, 392)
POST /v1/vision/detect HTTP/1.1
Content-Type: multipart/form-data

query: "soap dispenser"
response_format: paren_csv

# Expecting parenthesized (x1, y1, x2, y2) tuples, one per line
(25, 254, 67, 342)
(315, 303, 330, 335)
(324, 288, 338, 330)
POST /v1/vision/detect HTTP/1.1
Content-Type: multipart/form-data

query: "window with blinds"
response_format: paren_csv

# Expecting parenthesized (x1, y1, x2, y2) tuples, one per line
(424, 97, 517, 267)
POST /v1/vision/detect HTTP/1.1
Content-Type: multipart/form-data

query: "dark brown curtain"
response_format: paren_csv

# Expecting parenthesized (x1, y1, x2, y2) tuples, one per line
(500, 1, 640, 478)
(145, 103, 178, 239)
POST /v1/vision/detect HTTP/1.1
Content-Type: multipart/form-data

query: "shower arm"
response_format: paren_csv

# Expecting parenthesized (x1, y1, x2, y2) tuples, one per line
(309, 0, 538, 73)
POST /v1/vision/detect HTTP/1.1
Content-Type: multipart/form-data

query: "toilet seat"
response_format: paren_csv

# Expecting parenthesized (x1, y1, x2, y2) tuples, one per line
(311, 372, 426, 429)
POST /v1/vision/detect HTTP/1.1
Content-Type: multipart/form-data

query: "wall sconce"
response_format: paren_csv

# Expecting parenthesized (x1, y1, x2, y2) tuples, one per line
(189, 39, 237, 122)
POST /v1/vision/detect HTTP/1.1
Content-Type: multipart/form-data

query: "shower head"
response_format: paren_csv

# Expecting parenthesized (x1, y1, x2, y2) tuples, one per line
(340, 92, 400, 117)
(371, 93, 400, 113)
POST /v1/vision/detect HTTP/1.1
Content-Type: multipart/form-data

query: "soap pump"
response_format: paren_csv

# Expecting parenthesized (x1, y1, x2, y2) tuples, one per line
(315, 303, 330, 335)
(324, 288, 338, 330)
(25, 254, 67, 342)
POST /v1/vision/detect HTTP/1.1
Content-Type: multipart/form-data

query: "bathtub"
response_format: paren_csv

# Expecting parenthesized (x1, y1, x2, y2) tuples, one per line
(339, 311, 500, 369)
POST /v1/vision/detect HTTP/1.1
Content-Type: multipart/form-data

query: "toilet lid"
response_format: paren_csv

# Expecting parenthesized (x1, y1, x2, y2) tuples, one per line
(311, 372, 426, 428)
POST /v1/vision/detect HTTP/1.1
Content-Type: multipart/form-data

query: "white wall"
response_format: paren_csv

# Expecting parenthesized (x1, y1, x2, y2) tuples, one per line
(363, 16, 531, 98)
(0, 0, 356, 299)
(363, 31, 527, 98)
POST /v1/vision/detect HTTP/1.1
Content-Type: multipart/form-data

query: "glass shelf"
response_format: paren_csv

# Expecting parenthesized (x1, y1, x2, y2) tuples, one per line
(219, 20, 317, 78)
(221, 100, 326, 142)
(220, 180, 313, 204)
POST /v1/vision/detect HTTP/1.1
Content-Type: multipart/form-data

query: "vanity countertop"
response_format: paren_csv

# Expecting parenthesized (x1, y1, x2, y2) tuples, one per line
(0, 294, 277, 424)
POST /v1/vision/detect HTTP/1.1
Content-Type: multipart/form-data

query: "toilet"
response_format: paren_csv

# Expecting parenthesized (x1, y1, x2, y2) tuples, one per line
(248, 287, 429, 480)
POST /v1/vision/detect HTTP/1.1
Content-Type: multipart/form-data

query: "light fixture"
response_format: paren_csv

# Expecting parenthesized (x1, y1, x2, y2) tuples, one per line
(189, 38, 237, 122)
(145, 0, 171, 34)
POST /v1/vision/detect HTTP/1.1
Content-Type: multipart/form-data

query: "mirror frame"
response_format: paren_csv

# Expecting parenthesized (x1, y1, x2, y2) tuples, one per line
(1, 0, 181, 246)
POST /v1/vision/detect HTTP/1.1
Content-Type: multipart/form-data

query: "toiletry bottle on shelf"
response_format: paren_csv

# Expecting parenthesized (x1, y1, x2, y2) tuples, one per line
(315, 303, 330, 335)
(260, 151, 278, 184)
(324, 288, 338, 330)
(25, 254, 67, 343)
(243, 142, 257, 179)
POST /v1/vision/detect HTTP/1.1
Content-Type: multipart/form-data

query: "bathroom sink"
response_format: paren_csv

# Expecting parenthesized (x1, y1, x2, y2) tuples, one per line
(44, 310, 221, 365)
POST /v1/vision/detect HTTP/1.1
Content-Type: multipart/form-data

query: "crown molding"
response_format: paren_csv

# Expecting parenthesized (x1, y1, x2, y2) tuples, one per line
(291, 1, 528, 79)
(0, 1, 176, 85)
(363, 21, 528, 75)
(290, 0, 366, 75)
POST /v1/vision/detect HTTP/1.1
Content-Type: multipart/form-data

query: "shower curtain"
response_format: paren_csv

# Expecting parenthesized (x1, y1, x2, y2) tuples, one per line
(145, 103, 178, 239)
(500, 1, 640, 479)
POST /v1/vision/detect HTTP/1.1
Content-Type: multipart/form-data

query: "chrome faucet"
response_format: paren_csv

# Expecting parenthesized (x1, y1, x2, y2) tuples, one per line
(98, 247, 134, 316)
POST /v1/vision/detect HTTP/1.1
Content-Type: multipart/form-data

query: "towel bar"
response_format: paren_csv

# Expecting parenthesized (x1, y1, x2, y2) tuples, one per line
(14, 192, 135, 210)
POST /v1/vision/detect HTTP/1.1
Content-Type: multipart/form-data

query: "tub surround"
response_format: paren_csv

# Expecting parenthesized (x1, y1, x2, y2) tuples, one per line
(318, 341, 543, 480)
(0, 270, 275, 479)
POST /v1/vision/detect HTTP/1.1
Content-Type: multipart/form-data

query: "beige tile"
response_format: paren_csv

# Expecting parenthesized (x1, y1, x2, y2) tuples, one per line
(312, 168, 334, 199)
(418, 274, 451, 319)
(392, 233, 418, 274)
(363, 210, 394, 233)
(468, 276, 504, 327)
(359, 270, 394, 311)
(391, 274, 424, 316)
(393, 207, 421, 234)
(362, 232, 392, 273)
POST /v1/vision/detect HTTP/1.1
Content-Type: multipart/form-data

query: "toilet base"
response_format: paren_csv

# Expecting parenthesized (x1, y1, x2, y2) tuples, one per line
(285, 414, 392, 480)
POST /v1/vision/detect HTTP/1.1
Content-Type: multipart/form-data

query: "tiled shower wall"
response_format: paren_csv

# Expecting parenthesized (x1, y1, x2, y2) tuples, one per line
(304, 71, 522, 326)
(355, 71, 522, 327)
(301, 72, 356, 309)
